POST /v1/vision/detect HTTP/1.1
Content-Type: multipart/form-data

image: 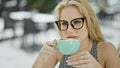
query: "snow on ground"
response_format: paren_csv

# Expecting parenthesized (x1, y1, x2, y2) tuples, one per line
(0, 44, 38, 68)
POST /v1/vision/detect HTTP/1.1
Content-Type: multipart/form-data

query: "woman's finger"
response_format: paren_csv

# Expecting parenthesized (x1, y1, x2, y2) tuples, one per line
(67, 58, 88, 66)
(73, 64, 85, 68)
(67, 51, 91, 66)
(67, 54, 86, 62)
(68, 51, 89, 60)
(46, 40, 57, 47)
(44, 43, 56, 53)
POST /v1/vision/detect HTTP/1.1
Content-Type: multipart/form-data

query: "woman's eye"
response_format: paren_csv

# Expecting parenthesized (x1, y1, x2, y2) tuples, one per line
(61, 22, 68, 26)
(73, 21, 81, 24)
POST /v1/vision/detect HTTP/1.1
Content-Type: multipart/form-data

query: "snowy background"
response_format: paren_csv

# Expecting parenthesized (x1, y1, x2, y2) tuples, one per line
(0, 0, 120, 68)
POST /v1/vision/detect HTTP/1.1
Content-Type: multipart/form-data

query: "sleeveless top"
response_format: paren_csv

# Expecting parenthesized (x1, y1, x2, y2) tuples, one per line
(59, 41, 98, 68)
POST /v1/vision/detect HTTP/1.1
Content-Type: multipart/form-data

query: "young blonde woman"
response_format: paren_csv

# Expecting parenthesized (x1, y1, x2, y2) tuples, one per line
(32, 0, 120, 68)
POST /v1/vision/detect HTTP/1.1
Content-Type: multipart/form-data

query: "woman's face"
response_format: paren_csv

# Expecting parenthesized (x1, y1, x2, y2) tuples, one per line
(60, 6, 89, 41)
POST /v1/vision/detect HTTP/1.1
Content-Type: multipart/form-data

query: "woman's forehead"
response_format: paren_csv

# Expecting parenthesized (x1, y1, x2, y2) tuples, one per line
(60, 6, 83, 20)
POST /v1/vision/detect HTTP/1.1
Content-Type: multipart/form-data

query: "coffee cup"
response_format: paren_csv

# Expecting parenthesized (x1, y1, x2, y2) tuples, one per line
(55, 39, 80, 55)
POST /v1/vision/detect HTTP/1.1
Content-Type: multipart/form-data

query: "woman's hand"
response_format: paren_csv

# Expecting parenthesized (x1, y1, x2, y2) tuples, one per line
(67, 51, 103, 68)
(32, 40, 58, 68)
(40, 40, 57, 60)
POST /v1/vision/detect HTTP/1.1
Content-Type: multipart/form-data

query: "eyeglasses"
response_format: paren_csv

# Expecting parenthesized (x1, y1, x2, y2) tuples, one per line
(55, 17, 85, 31)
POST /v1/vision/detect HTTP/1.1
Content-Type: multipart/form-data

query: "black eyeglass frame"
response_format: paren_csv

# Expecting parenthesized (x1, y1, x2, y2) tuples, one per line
(55, 17, 85, 31)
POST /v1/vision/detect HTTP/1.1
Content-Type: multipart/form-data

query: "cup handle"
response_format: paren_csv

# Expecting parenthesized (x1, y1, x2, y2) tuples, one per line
(54, 45, 59, 51)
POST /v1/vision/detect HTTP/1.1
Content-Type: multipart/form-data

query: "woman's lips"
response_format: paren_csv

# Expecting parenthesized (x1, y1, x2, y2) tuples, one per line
(67, 36, 78, 38)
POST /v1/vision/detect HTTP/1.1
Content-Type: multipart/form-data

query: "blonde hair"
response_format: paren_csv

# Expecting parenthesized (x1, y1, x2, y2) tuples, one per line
(55, 0, 104, 42)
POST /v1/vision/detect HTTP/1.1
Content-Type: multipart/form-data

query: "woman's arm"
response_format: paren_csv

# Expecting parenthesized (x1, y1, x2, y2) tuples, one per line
(118, 44, 120, 57)
(32, 41, 58, 68)
(103, 42, 120, 68)
(32, 52, 46, 68)
(43, 52, 59, 68)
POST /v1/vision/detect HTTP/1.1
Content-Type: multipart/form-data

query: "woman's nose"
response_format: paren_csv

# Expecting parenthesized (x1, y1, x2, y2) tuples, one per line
(66, 25, 74, 33)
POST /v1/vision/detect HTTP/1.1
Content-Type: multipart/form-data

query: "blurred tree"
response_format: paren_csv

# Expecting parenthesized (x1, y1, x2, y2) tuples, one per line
(27, 0, 57, 13)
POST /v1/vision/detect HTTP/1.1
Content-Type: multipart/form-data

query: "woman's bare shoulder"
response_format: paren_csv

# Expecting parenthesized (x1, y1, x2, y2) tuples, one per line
(97, 41, 119, 60)
(98, 41, 120, 68)
(98, 41, 117, 52)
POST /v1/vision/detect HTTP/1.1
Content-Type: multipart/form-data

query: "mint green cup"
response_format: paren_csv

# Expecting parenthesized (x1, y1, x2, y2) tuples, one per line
(55, 39, 80, 55)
